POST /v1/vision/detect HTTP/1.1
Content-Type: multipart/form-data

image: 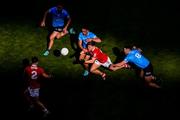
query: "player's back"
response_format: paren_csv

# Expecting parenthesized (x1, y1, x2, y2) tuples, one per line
(92, 47, 108, 63)
(126, 50, 150, 69)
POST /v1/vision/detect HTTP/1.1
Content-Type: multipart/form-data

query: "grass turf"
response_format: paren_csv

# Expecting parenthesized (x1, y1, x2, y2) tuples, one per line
(0, 19, 180, 120)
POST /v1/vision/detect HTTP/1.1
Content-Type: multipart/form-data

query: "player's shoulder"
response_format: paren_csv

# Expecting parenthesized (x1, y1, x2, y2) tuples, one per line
(131, 49, 139, 53)
(49, 7, 56, 10)
(24, 65, 30, 70)
(78, 32, 84, 38)
(62, 9, 68, 13)
(48, 7, 57, 12)
(88, 31, 95, 35)
(94, 47, 100, 52)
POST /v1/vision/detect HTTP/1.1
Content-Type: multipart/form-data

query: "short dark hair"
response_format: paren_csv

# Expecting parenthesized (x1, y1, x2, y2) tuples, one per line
(22, 58, 30, 68)
(81, 24, 89, 30)
(57, 4, 63, 9)
(31, 56, 38, 63)
(87, 41, 96, 46)
(124, 45, 132, 50)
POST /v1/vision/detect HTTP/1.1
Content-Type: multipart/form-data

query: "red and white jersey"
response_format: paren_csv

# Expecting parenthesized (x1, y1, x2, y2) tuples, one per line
(90, 47, 108, 63)
(24, 64, 45, 89)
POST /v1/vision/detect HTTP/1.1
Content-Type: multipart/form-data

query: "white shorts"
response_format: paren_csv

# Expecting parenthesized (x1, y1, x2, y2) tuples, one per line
(95, 57, 112, 68)
(28, 87, 40, 97)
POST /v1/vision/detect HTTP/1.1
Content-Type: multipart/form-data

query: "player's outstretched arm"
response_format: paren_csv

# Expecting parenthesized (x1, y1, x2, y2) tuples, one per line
(92, 37, 102, 43)
(86, 37, 102, 43)
(64, 17, 71, 31)
(42, 72, 52, 79)
(109, 61, 127, 71)
(40, 10, 49, 27)
(109, 64, 124, 71)
(84, 57, 96, 64)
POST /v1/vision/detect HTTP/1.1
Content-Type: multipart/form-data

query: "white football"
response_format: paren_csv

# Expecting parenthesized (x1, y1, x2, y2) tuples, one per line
(61, 47, 69, 56)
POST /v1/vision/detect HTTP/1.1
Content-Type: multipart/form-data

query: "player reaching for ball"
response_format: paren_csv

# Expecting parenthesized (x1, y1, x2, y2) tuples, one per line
(109, 46, 161, 88)
(41, 3, 71, 56)
(78, 26, 102, 76)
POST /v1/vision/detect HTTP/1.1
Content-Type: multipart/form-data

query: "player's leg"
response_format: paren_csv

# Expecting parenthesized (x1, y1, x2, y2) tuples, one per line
(79, 52, 90, 76)
(35, 98, 49, 113)
(90, 63, 102, 75)
(24, 88, 34, 110)
(90, 61, 106, 80)
(144, 76, 161, 88)
(48, 31, 59, 50)
(43, 31, 59, 56)
(139, 69, 144, 78)
(82, 55, 91, 76)
(84, 55, 91, 69)
(144, 63, 161, 88)
(31, 88, 50, 116)
(56, 30, 68, 39)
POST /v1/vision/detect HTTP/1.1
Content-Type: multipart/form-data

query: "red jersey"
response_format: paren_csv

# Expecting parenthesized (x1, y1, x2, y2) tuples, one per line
(24, 64, 45, 89)
(90, 47, 108, 63)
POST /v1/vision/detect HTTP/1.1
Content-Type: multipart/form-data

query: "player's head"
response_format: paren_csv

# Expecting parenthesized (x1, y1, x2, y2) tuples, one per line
(57, 4, 63, 13)
(87, 41, 96, 51)
(22, 58, 30, 68)
(123, 46, 132, 55)
(31, 56, 38, 64)
(81, 25, 89, 36)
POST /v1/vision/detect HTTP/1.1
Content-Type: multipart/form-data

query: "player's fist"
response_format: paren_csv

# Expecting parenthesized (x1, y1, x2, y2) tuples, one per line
(123, 63, 131, 69)
(40, 21, 45, 27)
(86, 38, 93, 42)
(82, 48, 88, 53)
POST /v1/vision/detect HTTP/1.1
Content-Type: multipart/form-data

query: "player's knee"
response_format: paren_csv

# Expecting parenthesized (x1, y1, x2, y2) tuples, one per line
(56, 34, 61, 39)
(49, 37, 55, 41)
(90, 68, 94, 73)
(144, 77, 152, 83)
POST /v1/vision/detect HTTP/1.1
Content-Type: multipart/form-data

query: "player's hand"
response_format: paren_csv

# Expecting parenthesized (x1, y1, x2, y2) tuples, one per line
(40, 21, 45, 27)
(82, 48, 88, 53)
(109, 64, 116, 71)
(86, 38, 93, 42)
(47, 74, 53, 79)
(63, 28, 68, 34)
(122, 63, 131, 69)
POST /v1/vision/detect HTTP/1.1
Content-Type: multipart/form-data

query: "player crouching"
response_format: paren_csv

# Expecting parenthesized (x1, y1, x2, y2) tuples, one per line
(83, 41, 112, 80)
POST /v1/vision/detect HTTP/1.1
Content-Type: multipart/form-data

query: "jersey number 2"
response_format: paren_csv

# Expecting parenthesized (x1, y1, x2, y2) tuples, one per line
(31, 71, 38, 79)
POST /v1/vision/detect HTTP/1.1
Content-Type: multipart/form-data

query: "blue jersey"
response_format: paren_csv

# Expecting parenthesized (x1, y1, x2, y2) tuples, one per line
(124, 50, 150, 69)
(78, 32, 97, 48)
(49, 7, 70, 27)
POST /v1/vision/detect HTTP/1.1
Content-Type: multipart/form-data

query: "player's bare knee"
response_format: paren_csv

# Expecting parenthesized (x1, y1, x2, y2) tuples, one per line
(90, 68, 95, 73)
(56, 34, 62, 39)
(144, 77, 152, 83)
(49, 37, 55, 41)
